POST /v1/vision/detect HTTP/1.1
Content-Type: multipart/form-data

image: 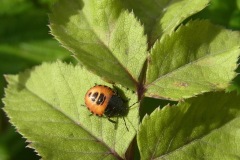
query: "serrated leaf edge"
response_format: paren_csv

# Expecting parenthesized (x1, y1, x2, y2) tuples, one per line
(49, 8, 148, 90)
(146, 20, 240, 101)
(2, 62, 125, 159)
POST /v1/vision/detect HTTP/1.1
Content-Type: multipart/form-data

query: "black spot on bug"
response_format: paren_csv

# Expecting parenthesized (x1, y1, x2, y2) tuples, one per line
(91, 92, 99, 102)
(101, 96, 106, 105)
(96, 93, 105, 105)
(88, 92, 92, 97)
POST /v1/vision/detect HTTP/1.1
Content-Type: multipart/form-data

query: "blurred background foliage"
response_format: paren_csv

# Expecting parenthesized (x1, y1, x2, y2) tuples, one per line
(0, 0, 239, 159)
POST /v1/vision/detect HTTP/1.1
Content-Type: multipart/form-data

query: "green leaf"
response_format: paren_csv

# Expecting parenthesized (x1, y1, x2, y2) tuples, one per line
(121, 0, 209, 45)
(49, 0, 147, 90)
(138, 91, 240, 159)
(3, 61, 139, 159)
(150, 0, 209, 43)
(146, 20, 240, 100)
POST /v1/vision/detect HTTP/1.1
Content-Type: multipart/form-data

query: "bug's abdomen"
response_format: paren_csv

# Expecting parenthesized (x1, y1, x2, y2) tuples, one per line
(85, 85, 114, 116)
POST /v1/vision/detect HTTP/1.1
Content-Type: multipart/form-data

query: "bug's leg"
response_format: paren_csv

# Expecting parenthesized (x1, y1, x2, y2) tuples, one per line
(89, 112, 94, 116)
(122, 117, 129, 131)
(108, 116, 128, 131)
(107, 117, 116, 123)
(129, 101, 139, 108)
(107, 117, 118, 130)
(114, 117, 119, 130)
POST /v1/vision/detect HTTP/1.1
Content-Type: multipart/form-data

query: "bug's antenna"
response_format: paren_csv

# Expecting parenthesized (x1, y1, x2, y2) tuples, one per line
(129, 101, 139, 108)
(123, 117, 129, 131)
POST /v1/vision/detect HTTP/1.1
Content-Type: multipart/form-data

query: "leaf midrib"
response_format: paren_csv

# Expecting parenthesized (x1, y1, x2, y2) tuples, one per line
(8, 76, 122, 159)
(146, 47, 238, 88)
(51, 9, 138, 87)
(155, 118, 240, 159)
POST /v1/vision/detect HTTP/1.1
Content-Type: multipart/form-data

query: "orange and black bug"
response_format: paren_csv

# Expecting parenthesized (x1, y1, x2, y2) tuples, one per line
(85, 85, 129, 130)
